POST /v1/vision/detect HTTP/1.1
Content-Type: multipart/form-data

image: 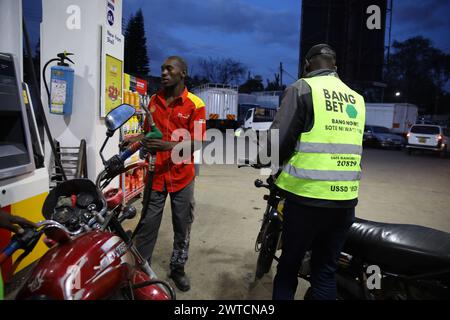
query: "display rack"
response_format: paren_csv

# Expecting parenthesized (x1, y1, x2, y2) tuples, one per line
(119, 110, 147, 205)
(120, 74, 149, 205)
(119, 161, 148, 204)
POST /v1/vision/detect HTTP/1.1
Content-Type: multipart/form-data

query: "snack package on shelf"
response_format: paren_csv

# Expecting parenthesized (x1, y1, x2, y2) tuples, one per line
(136, 168, 142, 188)
(125, 174, 130, 193)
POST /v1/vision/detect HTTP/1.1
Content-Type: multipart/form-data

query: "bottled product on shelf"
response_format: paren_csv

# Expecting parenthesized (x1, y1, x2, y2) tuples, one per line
(123, 88, 149, 112)
(123, 90, 129, 105)
(134, 92, 140, 109)
(122, 114, 146, 137)
(120, 77, 148, 203)
(122, 165, 147, 202)
(120, 116, 147, 203)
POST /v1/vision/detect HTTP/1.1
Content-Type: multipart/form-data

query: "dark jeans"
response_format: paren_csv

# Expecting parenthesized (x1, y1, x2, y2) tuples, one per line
(134, 180, 195, 271)
(272, 200, 355, 300)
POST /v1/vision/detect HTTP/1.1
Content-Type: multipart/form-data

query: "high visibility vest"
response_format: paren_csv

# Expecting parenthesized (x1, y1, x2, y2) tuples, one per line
(276, 75, 365, 200)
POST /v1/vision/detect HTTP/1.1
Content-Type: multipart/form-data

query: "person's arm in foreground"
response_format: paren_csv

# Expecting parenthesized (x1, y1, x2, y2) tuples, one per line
(0, 210, 37, 234)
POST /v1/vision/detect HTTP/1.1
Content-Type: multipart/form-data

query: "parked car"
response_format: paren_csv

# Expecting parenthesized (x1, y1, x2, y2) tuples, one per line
(365, 103, 418, 136)
(363, 125, 405, 149)
(406, 124, 449, 157)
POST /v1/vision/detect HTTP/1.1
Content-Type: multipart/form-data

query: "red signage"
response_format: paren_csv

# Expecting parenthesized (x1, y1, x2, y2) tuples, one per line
(135, 77, 148, 95)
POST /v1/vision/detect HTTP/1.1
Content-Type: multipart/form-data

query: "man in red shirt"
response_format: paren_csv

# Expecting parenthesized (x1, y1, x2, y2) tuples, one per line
(133, 56, 206, 292)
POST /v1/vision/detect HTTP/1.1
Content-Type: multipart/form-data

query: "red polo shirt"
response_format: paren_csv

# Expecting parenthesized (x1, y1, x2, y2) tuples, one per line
(144, 87, 206, 193)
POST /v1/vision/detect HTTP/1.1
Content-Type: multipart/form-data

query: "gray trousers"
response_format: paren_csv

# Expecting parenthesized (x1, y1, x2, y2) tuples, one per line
(134, 180, 195, 271)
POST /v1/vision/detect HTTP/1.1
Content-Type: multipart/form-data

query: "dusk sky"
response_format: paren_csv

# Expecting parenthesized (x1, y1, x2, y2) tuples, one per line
(23, 0, 450, 86)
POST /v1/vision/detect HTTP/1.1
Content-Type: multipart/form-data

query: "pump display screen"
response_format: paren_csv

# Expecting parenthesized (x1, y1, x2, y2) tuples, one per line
(0, 57, 21, 110)
(0, 53, 33, 176)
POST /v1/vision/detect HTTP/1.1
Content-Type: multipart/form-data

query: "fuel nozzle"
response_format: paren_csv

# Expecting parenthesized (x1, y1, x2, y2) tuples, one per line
(141, 105, 163, 140)
(56, 51, 75, 66)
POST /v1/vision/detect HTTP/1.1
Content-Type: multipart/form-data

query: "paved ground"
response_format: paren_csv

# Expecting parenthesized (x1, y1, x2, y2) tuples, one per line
(124, 146, 450, 300)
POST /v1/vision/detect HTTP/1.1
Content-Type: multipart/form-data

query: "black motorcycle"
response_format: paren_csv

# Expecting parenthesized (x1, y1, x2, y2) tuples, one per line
(240, 164, 450, 300)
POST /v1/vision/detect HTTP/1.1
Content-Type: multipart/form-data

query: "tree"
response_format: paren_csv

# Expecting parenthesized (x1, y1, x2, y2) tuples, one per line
(385, 36, 450, 114)
(124, 9, 150, 77)
(186, 75, 209, 90)
(266, 73, 286, 91)
(198, 57, 247, 85)
(239, 77, 264, 93)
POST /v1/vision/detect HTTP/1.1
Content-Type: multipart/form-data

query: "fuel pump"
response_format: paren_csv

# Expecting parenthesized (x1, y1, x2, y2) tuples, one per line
(104, 104, 162, 239)
(43, 52, 75, 115)
(131, 107, 162, 239)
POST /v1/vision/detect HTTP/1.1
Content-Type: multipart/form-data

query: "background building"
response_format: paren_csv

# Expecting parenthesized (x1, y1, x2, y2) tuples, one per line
(299, 0, 390, 101)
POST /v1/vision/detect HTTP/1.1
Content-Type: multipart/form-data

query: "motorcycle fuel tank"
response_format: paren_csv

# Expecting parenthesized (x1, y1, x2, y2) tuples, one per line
(16, 231, 134, 300)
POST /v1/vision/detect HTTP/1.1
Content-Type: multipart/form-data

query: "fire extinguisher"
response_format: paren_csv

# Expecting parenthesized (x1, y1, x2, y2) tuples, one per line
(43, 52, 75, 115)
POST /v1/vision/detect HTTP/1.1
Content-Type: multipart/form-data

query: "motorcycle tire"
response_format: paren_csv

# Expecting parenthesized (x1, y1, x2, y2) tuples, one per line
(255, 218, 281, 279)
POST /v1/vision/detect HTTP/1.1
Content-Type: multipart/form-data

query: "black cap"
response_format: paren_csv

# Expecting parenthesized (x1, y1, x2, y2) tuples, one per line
(305, 44, 336, 61)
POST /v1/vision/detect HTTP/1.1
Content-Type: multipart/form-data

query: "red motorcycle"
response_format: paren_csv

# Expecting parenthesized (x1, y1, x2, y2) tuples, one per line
(0, 104, 175, 300)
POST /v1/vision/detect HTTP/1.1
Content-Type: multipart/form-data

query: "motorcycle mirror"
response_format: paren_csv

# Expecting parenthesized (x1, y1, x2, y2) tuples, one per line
(105, 104, 136, 136)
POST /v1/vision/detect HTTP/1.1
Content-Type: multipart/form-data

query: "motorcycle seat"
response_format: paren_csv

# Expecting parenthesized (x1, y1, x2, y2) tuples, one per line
(343, 218, 450, 276)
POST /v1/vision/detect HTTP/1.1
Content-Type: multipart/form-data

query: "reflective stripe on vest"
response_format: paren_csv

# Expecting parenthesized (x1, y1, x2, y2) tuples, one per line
(296, 141, 363, 155)
(284, 163, 362, 181)
(275, 75, 365, 201)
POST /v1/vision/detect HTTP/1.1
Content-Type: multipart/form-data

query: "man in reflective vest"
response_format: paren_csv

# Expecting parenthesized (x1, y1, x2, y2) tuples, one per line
(269, 44, 365, 300)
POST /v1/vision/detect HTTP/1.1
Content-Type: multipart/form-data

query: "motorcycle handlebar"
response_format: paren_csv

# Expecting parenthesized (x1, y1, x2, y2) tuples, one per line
(237, 158, 274, 170)
(119, 141, 142, 162)
(0, 239, 23, 265)
(98, 122, 164, 190)
(237, 158, 263, 169)
(0, 224, 47, 265)
(36, 220, 79, 236)
(254, 179, 270, 189)
(0, 220, 85, 268)
(238, 163, 268, 169)
(97, 141, 146, 191)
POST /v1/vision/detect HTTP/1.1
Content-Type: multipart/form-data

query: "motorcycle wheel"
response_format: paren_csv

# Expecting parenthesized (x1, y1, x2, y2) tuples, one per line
(255, 217, 281, 279)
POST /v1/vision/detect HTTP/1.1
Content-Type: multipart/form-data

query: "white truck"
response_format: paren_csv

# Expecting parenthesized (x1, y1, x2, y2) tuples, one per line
(238, 91, 281, 126)
(365, 103, 419, 135)
(243, 106, 277, 131)
(251, 91, 282, 109)
(192, 84, 239, 130)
